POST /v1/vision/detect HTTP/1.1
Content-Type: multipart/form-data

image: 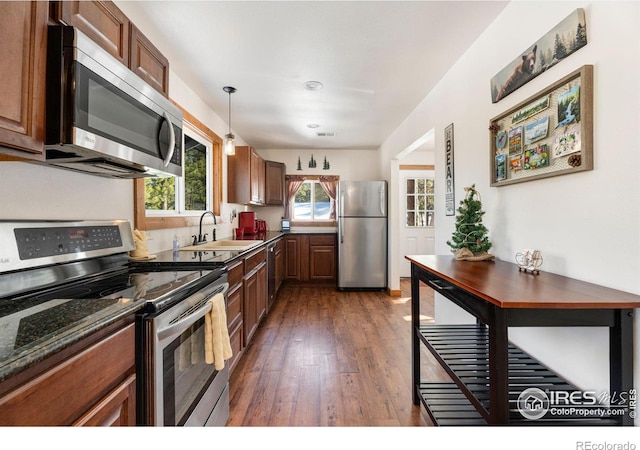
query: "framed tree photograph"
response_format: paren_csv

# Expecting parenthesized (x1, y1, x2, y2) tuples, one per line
(489, 65, 593, 187)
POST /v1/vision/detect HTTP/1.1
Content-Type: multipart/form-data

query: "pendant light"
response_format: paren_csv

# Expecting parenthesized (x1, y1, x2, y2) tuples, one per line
(223, 86, 237, 155)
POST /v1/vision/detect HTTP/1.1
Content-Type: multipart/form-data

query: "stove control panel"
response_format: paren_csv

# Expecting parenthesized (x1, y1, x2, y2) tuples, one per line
(15, 225, 123, 260)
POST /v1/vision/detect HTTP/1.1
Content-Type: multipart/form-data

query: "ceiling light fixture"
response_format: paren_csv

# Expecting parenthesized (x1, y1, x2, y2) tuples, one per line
(303, 80, 323, 91)
(223, 86, 237, 156)
(306, 123, 320, 129)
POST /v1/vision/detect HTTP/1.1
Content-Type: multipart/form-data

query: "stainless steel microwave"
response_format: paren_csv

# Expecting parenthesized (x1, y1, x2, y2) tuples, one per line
(44, 26, 183, 178)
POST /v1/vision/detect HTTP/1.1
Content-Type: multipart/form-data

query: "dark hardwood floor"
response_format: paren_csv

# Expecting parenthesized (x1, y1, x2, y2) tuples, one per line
(227, 279, 450, 426)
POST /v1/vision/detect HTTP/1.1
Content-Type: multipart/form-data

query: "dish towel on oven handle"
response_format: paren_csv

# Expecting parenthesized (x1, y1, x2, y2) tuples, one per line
(204, 292, 233, 370)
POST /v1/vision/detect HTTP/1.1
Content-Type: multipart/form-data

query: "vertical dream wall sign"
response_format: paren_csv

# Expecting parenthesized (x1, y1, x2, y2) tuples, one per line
(490, 8, 587, 103)
(445, 123, 455, 216)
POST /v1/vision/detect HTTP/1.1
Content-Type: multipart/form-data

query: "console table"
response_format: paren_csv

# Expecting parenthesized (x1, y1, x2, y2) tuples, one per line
(406, 255, 640, 426)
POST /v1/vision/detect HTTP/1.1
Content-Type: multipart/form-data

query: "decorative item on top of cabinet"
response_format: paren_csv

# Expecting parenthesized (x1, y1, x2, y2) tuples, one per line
(227, 146, 265, 205)
(54, 1, 170, 97)
(0, 1, 47, 160)
(265, 161, 285, 205)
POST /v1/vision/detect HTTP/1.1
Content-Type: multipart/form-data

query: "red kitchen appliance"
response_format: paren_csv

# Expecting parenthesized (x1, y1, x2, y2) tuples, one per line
(256, 220, 267, 233)
(238, 211, 257, 235)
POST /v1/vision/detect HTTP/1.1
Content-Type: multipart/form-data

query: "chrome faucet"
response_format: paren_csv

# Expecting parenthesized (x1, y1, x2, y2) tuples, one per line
(193, 211, 217, 245)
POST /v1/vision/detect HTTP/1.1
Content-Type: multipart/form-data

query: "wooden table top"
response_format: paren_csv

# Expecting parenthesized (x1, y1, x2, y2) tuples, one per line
(406, 255, 640, 309)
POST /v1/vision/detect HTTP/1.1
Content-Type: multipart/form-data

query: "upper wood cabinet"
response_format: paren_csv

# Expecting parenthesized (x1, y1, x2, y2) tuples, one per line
(55, 1, 170, 97)
(57, 0, 130, 66)
(0, 1, 48, 160)
(228, 146, 265, 206)
(265, 161, 285, 206)
(129, 24, 169, 97)
(250, 148, 265, 205)
(228, 147, 286, 207)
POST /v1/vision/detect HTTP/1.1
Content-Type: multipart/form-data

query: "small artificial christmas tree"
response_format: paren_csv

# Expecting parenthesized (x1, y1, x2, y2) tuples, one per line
(446, 184, 494, 261)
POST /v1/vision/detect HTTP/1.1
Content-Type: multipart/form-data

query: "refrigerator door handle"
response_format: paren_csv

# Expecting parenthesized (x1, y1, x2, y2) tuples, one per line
(339, 190, 345, 244)
(380, 185, 386, 215)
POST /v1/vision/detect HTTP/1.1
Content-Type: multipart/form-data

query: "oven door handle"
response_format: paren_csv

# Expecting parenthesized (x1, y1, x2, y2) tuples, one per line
(156, 298, 213, 342)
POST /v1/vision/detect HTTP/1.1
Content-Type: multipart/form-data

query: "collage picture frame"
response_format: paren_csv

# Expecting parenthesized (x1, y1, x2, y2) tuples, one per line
(489, 65, 593, 187)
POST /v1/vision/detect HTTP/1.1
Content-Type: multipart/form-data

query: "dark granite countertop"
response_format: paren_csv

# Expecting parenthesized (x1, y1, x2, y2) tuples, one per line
(0, 297, 145, 383)
(134, 230, 337, 271)
(132, 231, 285, 270)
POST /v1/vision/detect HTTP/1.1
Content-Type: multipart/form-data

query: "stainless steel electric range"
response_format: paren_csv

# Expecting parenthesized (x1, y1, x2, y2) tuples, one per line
(0, 220, 229, 426)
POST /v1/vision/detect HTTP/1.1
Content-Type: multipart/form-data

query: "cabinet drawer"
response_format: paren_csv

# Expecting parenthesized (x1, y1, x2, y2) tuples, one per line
(227, 260, 243, 289)
(244, 248, 266, 274)
(309, 235, 335, 246)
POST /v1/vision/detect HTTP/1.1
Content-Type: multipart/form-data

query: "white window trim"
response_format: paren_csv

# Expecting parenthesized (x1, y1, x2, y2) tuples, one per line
(293, 180, 333, 222)
(145, 122, 213, 217)
(405, 176, 435, 228)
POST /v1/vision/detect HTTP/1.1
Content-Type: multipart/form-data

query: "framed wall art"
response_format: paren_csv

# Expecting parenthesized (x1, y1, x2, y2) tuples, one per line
(490, 8, 587, 103)
(444, 123, 455, 216)
(489, 65, 593, 187)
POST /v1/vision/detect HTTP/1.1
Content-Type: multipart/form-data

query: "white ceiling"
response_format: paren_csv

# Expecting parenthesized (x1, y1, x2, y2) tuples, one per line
(117, 1, 507, 151)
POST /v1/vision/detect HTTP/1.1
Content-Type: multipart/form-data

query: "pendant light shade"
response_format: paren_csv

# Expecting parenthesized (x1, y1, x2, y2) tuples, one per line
(223, 86, 237, 156)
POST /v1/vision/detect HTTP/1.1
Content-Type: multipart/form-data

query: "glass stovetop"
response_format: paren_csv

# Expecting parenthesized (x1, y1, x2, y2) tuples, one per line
(0, 267, 220, 373)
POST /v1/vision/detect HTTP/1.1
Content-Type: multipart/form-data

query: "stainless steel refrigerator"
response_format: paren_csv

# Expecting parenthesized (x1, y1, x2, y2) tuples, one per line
(337, 180, 387, 290)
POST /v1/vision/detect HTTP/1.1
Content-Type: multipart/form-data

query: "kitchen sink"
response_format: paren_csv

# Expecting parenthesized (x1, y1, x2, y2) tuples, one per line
(179, 239, 263, 252)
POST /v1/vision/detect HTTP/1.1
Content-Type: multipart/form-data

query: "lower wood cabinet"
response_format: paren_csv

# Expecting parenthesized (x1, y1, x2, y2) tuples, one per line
(226, 260, 244, 374)
(274, 237, 284, 293)
(309, 235, 337, 281)
(243, 248, 266, 344)
(284, 233, 336, 283)
(0, 319, 136, 426)
(73, 374, 136, 426)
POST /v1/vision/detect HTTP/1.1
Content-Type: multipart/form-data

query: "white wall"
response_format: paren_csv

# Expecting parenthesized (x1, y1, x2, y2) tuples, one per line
(0, 163, 134, 222)
(379, 1, 640, 398)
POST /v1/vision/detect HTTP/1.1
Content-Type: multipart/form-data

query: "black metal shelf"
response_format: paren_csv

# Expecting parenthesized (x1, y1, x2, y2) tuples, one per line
(417, 324, 620, 426)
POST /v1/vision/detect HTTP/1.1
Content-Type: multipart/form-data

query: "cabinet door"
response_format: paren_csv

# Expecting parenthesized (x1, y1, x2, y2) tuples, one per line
(0, 1, 47, 158)
(256, 263, 267, 321)
(250, 149, 264, 205)
(58, 1, 130, 66)
(243, 269, 259, 344)
(130, 24, 169, 97)
(227, 321, 243, 375)
(309, 246, 336, 281)
(265, 161, 285, 205)
(226, 282, 243, 333)
(274, 241, 284, 293)
(73, 374, 136, 426)
(284, 236, 300, 280)
(309, 235, 336, 281)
